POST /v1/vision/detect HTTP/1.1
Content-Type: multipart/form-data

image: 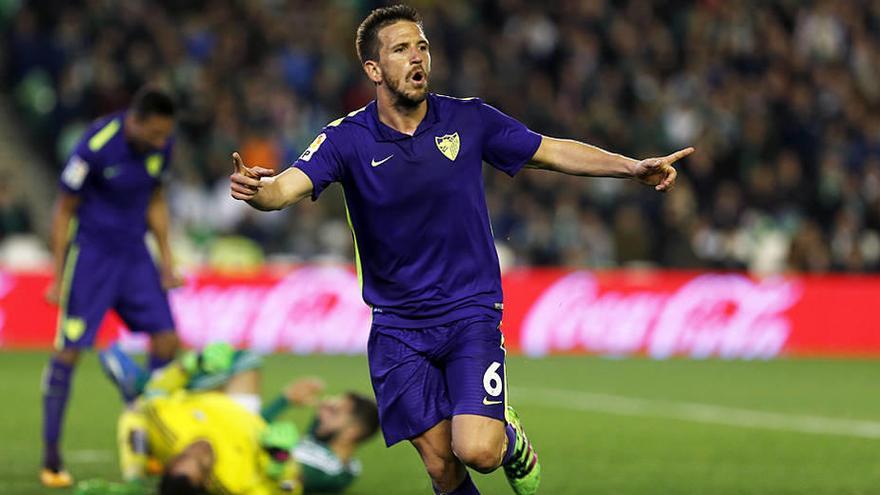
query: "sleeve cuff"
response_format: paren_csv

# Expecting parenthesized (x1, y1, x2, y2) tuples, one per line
(505, 130, 543, 177)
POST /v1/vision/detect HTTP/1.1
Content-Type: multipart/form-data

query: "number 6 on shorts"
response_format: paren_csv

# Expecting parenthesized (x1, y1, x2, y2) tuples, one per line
(483, 361, 503, 397)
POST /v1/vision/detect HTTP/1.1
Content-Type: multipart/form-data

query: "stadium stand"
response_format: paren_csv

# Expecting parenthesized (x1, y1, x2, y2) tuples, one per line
(3, 0, 880, 273)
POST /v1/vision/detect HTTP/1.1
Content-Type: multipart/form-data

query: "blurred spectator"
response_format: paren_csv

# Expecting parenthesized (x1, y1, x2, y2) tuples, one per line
(4, 0, 880, 273)
(788, 220, 832, 273)
(0, 180, 31, 240)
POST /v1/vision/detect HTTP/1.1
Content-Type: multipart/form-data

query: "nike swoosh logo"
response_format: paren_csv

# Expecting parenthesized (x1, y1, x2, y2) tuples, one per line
(483, 397, 503, 406)
(371, 155, 394, 167)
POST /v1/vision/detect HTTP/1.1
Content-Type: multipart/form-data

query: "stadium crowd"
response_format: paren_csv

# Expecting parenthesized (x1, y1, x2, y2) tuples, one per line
(4, 0, 880, 273)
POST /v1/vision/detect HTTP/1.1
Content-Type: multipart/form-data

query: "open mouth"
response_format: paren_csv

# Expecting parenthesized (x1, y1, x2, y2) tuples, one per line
(410, 70, 426, 86)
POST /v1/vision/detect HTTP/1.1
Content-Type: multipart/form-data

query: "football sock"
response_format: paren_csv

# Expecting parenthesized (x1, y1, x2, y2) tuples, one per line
(42, 358, 74, 470)
(448, 473, 480, 495)
(502, 423, 517, 465)
(503, 421, 538, 480)
(434, 472, 480, 495)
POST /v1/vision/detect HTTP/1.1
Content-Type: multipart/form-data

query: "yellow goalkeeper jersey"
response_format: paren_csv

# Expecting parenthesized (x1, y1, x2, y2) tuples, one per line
(142, 391, 297, 495)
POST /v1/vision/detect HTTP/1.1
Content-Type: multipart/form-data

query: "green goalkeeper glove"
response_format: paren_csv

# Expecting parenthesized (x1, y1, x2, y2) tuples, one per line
(260, 421, 300, 480)
(180, 342, 235, 375)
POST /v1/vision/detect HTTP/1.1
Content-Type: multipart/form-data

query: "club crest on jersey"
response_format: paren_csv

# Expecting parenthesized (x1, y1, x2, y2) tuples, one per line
(435, 132, 460, 161)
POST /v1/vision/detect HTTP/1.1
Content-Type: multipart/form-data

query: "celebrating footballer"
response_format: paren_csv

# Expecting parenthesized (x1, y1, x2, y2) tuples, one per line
(229, 5, 693, 495)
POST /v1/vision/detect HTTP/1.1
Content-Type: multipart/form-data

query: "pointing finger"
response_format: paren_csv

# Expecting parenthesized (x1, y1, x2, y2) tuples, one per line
(232, 152, 260, 179)
(232, 152, 244, 172)
(665, 147, 695, 164)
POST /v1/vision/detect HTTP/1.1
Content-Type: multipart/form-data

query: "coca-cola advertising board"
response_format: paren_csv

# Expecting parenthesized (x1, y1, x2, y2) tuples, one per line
(0, 266, 878, 358)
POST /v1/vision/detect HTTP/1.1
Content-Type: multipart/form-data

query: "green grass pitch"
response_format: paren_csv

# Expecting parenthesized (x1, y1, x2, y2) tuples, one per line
(1, 352, 878, 494)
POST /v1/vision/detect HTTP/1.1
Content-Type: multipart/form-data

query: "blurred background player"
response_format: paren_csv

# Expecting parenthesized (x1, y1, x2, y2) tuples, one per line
(98, 343, 379, 494)
(229, 5, 691, 495)
(41, 86, 182, 488)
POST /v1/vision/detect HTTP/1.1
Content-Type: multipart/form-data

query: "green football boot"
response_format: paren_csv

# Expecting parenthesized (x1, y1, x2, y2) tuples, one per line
(503, 405, 541, 495)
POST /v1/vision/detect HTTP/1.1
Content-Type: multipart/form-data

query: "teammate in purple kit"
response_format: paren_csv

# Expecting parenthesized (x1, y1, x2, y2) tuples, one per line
(229, 6, 693, 494)
(41, 87, 182, 488)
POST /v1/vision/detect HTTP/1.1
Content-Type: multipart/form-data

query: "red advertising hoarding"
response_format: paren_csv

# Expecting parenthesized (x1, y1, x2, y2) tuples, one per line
(0, 267, 878, 358)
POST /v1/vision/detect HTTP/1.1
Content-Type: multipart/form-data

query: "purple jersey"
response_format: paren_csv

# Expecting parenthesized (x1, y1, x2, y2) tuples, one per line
(294, 94, 541, 327)
(60, 112, 172, 248)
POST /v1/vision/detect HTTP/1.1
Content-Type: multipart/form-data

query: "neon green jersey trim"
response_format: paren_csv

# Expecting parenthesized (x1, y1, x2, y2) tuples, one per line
(146, 153, 163, 177)
(326, 106, 368, 128)
(88, 118, 121, 152)
(54, 242, 81, 349)
(341, 191, 363, 291)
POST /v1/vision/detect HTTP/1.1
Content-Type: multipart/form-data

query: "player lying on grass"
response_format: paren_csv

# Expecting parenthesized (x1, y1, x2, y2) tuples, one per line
(89, 343, 378, 494)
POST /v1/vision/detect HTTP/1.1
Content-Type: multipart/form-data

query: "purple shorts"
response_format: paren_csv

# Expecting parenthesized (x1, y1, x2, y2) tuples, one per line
(367, 313, 507, 446)
(56, 240, 175, 349)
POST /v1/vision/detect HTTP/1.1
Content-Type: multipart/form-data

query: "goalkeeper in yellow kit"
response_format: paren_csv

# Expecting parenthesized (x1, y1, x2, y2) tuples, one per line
(96, 345, 304, 495)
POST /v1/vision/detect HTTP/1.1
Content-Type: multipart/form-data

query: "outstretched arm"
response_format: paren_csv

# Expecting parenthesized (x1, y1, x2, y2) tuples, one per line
(528, 136, 694, 192)
(230, 152, 314, 211)
(261, 377, 325, 422)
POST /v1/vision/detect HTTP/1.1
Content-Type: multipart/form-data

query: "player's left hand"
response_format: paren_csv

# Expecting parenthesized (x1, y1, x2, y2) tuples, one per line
(631, 147, 694, 192)
(160, 268, 184, 290)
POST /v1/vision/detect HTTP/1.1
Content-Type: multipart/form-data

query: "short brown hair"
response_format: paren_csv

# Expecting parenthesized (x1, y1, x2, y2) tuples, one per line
(346, 391, 380, 442)
(355, 5, 422, 64)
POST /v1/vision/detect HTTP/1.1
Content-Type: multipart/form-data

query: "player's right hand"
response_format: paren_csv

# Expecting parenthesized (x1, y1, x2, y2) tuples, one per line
(261, 421, 301, 481)
(230, 152, 275, 201)
(45, 280, 60, 305)
(261, 421, 300, 452)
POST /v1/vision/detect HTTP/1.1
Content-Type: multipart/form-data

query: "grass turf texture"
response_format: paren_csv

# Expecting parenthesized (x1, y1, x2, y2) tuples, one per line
(1, 352, 878, 494)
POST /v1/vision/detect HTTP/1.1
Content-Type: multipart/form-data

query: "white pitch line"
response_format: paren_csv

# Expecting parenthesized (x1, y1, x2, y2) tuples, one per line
(67, 449, 115, 463)
(0, 481, 36, 489)
(517, 388, 880, 439)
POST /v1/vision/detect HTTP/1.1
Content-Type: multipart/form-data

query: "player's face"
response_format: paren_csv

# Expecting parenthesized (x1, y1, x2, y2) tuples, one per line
(166, 442, 213, 488)
(313, 395, 357, 442)
(375, 21, 431, 106)
(126, 113, 174, 152)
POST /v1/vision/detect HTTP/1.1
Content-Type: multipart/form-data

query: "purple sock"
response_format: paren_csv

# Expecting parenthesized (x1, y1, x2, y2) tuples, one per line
(42, 358, 74, 470)
(434, 472, 480, 495)
(502, 423, 517, 465)
(148, 353, 173, 373)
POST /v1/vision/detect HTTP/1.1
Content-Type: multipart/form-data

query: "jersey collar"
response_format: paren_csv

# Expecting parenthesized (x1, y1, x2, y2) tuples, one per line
(367, 93, 439, 142)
